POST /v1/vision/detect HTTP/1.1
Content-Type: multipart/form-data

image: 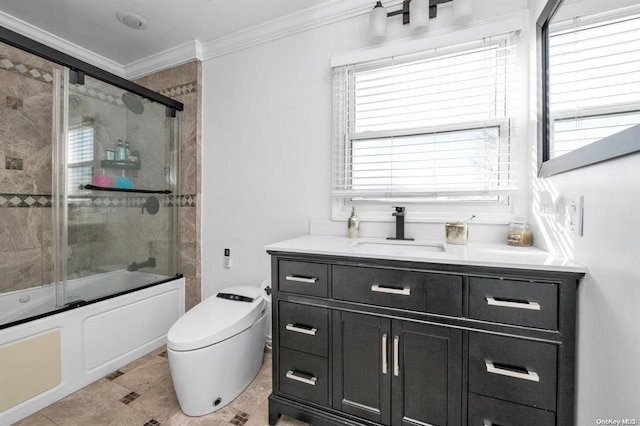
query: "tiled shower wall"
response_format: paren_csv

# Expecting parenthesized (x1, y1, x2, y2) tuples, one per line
(135, 61, 202, 311)
(0, 42, 59, 294)
(0, 41, 201, 312)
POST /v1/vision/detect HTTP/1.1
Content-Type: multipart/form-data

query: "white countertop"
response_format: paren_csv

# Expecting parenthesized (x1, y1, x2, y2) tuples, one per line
(265, 235, 586, 274)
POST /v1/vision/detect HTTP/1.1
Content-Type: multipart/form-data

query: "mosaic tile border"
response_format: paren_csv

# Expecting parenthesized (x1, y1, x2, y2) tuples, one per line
(0, 193, 196, 208)
(0, 193, 51, 207)
(71, 84, 125, 108)
(0, 54, 54, 84)
(159, 82, 197, 98)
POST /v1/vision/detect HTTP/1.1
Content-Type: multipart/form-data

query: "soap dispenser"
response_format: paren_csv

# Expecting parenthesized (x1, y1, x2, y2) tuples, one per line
(347, 207, 360, 239)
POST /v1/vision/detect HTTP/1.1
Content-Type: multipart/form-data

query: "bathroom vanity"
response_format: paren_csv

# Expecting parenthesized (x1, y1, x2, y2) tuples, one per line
(266, 235, 585, 426)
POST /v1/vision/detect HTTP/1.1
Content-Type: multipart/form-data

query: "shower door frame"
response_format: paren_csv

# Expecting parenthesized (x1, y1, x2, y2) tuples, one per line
(0, 26, 183, 112)
(0, 23, 185, 312)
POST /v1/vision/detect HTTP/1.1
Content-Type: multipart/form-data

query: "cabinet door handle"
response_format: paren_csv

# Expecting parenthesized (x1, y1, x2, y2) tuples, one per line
(484, 422, 505, 426)
(393, 336, 400, 376)
(285, 275, 318, 284)
(486, 296, 540, 311)
(286, 370, 317, 386)
(371, 284, 411, 296)
(285, 323, 318, 336)
(485, 360, 540, 382)
(382, 334, 388, 374)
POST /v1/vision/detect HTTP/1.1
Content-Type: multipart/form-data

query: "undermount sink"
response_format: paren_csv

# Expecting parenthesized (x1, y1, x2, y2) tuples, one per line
(351, 239, 446, 253)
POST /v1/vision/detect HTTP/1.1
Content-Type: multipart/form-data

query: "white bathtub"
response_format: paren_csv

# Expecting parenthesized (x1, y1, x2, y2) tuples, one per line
(0, 272, 185, 425)
(1, 270, 173, 326)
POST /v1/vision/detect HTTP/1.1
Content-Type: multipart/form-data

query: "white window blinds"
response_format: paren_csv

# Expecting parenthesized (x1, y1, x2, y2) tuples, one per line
(332, 32, 520, 202)
(67, 120, 94, 193)
(548, 6, 640, 159)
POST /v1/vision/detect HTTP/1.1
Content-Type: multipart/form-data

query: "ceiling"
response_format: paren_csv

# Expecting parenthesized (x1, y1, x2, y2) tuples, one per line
(0, 0, 342, 65)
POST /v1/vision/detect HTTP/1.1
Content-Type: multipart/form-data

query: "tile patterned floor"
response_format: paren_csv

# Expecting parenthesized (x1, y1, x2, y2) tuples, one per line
(14, 347, 309, 426)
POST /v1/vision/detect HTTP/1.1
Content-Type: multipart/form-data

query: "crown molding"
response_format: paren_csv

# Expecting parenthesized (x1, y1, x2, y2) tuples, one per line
(0, 0, 404, 79)
(0, 10, 126, 76)
(200, 0, 403, 61)
(121, 0, 393, 76)
(125, 40, 203, 79)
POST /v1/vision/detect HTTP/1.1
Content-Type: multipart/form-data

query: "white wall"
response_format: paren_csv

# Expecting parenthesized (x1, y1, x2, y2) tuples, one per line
(528, 0, 640, 422)
(202, 0, 640, 419)
(201, 0, 526, 299)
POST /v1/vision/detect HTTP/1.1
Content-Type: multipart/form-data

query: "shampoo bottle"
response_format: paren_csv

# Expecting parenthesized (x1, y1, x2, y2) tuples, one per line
(115, 139, 126, 161)
(347, 207, 360, 239)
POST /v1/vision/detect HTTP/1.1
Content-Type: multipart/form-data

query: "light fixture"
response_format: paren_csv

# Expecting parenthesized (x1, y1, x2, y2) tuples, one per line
(369, 0, 472, 43)
(452, 0, 474, 22)
(409, 0, 429, 34)
(369, 1, 388, 43)
(116, 11, 149, 30)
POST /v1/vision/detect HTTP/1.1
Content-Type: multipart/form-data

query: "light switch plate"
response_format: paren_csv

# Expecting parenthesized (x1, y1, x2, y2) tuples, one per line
(567, 196, 584, 236)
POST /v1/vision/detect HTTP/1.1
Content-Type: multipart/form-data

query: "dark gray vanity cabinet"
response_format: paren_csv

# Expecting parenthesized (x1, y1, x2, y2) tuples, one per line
(332, 312, 462, 426)
(267, 252, 583, 426)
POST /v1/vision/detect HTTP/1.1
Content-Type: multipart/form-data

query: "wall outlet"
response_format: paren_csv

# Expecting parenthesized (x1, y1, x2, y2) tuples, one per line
(567, 196, 584, 236)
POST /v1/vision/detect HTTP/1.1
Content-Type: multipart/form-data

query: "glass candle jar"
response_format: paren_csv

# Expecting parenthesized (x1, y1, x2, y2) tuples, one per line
(507, 218, 532, 246)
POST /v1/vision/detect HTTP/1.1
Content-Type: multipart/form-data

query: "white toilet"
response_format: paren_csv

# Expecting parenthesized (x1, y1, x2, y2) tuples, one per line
(167, 286, 268, 416)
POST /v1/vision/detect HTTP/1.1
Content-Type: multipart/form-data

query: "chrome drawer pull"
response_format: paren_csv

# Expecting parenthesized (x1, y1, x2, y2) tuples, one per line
(484, 422, 504, 426)
(285, 275, 318, 284)
(485, 360, 540, 382)
(371, 284, 411, 296)
(285, 323, 318, 336)
(486, 296, 540, 311)
(393, 336, 400, 376)
(382, 334, 388, 374)
(286, 370, 317, 386)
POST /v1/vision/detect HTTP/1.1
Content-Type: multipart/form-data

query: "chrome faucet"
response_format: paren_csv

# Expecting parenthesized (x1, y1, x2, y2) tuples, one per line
(387, 206, 414, 241)
(127, 257, 156, 272)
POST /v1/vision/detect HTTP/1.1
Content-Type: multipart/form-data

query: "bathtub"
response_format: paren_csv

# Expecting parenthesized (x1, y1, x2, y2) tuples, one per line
(1, 270, 174, 326)
(0, 271, 185, 425)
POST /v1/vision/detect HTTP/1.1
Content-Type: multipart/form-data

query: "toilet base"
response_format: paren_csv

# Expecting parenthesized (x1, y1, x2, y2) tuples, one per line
(168, 312, 267, 417)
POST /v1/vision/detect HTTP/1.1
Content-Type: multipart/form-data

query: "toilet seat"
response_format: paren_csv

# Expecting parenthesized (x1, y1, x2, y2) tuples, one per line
(167, 286, 265, 352)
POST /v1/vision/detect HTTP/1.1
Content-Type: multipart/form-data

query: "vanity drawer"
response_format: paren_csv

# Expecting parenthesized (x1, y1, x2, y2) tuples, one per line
(279, 301, 329, 357)
(468, 332, 557, 411)
(332, 265, 462, 316)
(278, 348, 328, 407)
(469, 277, 558, 330)
(468, 393, 555, 426)
(278, 260, 328, 297)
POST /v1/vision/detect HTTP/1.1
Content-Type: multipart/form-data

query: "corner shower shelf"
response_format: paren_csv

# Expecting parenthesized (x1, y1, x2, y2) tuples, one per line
(84, 184, 172, 194)
(100, 160, 141, 170)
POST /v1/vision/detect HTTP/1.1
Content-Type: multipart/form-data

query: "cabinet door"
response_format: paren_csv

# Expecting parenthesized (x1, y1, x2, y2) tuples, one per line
(333, 311, 391, 425)
(392, 321, 462, 426)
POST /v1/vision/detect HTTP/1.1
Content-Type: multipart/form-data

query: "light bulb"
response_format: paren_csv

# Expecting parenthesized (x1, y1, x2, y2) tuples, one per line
(369, 1, 387, 43)
(453, 0, 473, 22)
(409, 0, 429, 34)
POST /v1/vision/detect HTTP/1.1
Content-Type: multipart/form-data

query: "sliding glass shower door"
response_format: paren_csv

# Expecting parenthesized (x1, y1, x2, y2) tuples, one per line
(54, 69, 181, 307)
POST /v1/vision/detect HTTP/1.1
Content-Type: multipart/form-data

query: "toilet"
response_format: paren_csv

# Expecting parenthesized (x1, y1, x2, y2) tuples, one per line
(167, 286, 268, 416)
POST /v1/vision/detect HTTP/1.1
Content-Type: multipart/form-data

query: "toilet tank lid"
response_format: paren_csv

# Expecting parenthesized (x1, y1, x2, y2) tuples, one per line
(167, 286, 265, 351)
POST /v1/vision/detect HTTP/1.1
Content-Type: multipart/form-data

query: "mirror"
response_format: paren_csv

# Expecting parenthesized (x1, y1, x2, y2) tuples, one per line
(537, 0, 640, 177)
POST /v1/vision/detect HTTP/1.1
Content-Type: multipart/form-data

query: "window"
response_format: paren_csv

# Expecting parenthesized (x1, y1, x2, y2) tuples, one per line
(548, 7, 640, 159)
(331, 32, 520, 221)
(67, 120, 94, 193)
